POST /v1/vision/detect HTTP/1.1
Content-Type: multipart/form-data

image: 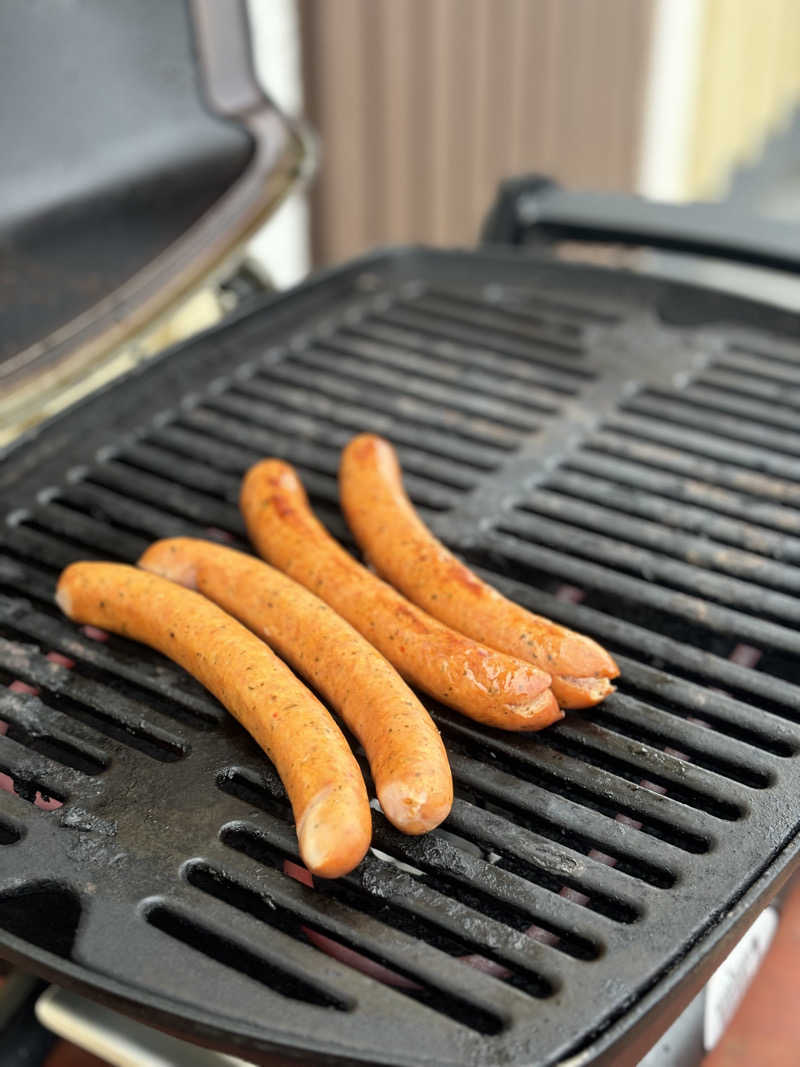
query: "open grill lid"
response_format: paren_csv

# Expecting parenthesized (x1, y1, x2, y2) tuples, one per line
(1, 248, 800, 1067)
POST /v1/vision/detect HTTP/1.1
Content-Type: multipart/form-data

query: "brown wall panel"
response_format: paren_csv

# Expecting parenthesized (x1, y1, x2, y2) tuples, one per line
(300, 0, 655, 265)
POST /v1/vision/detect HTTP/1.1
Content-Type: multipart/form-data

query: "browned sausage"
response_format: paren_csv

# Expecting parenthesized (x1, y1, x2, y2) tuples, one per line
(339, 434, 619, 709)
(240, 460, 562, 731)
(139, 538, 453, 834)
(55, 562, 371, 878)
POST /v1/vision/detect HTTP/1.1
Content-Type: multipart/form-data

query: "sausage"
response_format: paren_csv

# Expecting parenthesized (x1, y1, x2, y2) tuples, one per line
(139, 538, 453, 834)
(240, 460, 562, 731)
(339, 434, 619, 709)
(55, 562, 371, 878)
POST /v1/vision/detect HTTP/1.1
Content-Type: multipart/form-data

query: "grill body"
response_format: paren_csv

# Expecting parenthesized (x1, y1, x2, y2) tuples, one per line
(1, 248, 800, 1066)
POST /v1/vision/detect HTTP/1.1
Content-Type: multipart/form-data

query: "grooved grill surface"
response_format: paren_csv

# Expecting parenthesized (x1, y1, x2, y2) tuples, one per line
(1, 250, 800, 1067)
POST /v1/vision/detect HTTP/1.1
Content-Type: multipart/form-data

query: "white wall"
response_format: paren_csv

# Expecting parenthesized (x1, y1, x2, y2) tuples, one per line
(246, 0, 311, 289)
(637, 0, 705, 201)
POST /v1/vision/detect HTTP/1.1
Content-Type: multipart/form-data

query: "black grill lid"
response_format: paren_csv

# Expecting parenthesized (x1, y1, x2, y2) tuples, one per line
(1, 248, 800, 1066)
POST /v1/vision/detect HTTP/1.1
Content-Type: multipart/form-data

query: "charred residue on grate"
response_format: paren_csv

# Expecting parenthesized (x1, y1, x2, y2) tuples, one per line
(216, 767, 601, 965)
(144, 900, 355, 1011)
(180, 858, 510, 1034)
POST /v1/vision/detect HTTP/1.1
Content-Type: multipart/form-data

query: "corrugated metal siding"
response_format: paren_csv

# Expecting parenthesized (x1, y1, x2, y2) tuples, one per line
(300, 0, 655, 264)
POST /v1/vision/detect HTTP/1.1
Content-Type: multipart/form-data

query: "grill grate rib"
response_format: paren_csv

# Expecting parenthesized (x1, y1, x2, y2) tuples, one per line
(378, 299, 586, 361)
(144, 898, 356, 1011)
(627, 390, 800, 461)
(436, 711, 716, 854)
(292, 345, 541, 433)
(483, 527, 800, 655)
(606, 413, 800, 487)
(406, 287, 591, 341)
(346, 317, 584, 390)
(584, 436, 800, 530)
(505, 502, 800, 612)
(316, 330, 569, 410)
(549, 465, 800, 561)
(0, 688, 109, 775)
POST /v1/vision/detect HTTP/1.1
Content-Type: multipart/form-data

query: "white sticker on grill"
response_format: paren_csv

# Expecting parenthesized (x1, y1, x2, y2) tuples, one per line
(703, 906, 779, 1051)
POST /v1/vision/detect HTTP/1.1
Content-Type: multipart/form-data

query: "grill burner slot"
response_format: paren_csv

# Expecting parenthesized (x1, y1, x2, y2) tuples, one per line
(399, 289, 590, 343)
(0, 885, 81, 957)
(218, 775, 602, 963)
(0, 594, 221, 723)
(0, 636, 188, 763)
(585, 706, 773, 790)
(251, 357, 522, 454)
(0, 690, 108, 776)
(316, 331, 567, 413)
(486, 530, 800, 656)
(218, 825, 564, 998)
(498, 510, 800, 627)
(439, 715, 713, 855)
(145, 900, 353, 1011)
(549, 464, 800, 562)
(0, 819, 20, 844)
(447, 751, 677, 888)
(517, 488, 800, 594)
(479, 283, 621, 326)
(347, 317, 583, 391)
(605, 415, 800, 487)
(184, 863, 510, 1034)
(377, 299, 587, 361)
(627, 390, 800, 461)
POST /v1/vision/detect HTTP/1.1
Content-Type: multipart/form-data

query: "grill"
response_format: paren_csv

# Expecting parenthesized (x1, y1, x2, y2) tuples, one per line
(1, 247, 800, 1066)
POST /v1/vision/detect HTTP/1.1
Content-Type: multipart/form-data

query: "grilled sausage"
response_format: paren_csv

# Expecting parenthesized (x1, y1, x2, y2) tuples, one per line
(139, 538, 453, 834)
(339, 434, 619, 709)
(240, 461, 562, 731)
(55, 562, 371, 878)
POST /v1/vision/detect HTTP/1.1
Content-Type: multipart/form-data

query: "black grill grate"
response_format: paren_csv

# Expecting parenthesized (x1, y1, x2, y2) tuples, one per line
(1, 250, 800, 1067)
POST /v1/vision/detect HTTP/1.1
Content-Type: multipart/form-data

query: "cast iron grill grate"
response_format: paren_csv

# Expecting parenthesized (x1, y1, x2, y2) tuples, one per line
(1, 250, 799, 1066)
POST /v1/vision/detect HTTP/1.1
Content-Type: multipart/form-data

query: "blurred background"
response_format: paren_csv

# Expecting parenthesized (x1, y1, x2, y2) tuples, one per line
(261, 0, 800, 280)
(6, 0, 800, 439)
